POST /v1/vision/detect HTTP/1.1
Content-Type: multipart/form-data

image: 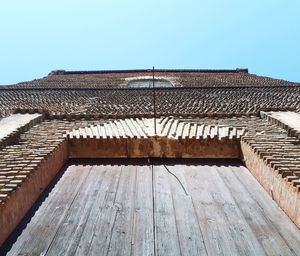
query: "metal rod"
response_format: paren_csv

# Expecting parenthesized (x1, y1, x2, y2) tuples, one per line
(152, 66, 157, 135)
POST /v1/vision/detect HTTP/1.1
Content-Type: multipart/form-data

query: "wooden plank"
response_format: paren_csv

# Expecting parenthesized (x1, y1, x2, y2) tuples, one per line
(8, 165, 91, 256)
(167, 164, 208, 255)
(74, 164, 123, 255)
(153, 165, 181, 256)
(230, 165, 300, 255)
(184, 164, 241, 255)
(211, 165, 267, 255)
(45, 165, 108, 256)
(131, 165, 154, 256)
(106, 164, 137, 256)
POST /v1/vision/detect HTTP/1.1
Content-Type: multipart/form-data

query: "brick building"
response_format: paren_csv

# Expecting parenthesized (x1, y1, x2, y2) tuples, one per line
(0, 69, 300, 255)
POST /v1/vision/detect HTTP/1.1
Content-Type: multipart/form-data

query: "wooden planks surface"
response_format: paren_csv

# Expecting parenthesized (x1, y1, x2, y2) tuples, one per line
(3, 159, 300, 256)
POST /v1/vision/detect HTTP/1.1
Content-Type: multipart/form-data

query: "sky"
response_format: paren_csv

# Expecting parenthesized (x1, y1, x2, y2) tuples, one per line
(0, 0, 300, 85)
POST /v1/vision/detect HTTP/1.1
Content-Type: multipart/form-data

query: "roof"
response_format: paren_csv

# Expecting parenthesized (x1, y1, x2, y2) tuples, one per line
(0, 68, 299, 118)
(4, 68, 299, 89)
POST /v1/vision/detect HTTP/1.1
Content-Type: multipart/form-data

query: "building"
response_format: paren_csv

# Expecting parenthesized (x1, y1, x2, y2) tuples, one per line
(0, 69, 300, 255)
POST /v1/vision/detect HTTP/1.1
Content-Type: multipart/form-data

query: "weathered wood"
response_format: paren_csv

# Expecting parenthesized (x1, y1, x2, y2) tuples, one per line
(46, 165, 107, 256)
(131, 165, 154, 256)
(8, 165, 90, 256)
(153, 165, 181, 256)
(168, 164, 208, 256)
(74, 164, 123, 255)
(229, 165, 300, 255)
(212, 165, 267, 255)
(106, 164, 137, 256)
(184, 164, 241, 255)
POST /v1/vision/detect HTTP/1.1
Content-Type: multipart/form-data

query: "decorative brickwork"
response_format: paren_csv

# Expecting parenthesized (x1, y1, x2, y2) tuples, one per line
(6, 69, 298, 89)
(0, 119, 98, 205)
(0, 114, 43, 149)
(0, 87, 298, 118)
(67, 117, 245, 159)
(66, 117, 246, 140)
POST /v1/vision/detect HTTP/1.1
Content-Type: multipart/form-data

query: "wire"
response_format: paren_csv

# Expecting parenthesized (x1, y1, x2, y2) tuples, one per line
(163, 164, 189, 196)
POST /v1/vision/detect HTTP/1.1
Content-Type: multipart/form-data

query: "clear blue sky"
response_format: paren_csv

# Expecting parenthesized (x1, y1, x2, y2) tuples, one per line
(0, 0, 299, 84)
